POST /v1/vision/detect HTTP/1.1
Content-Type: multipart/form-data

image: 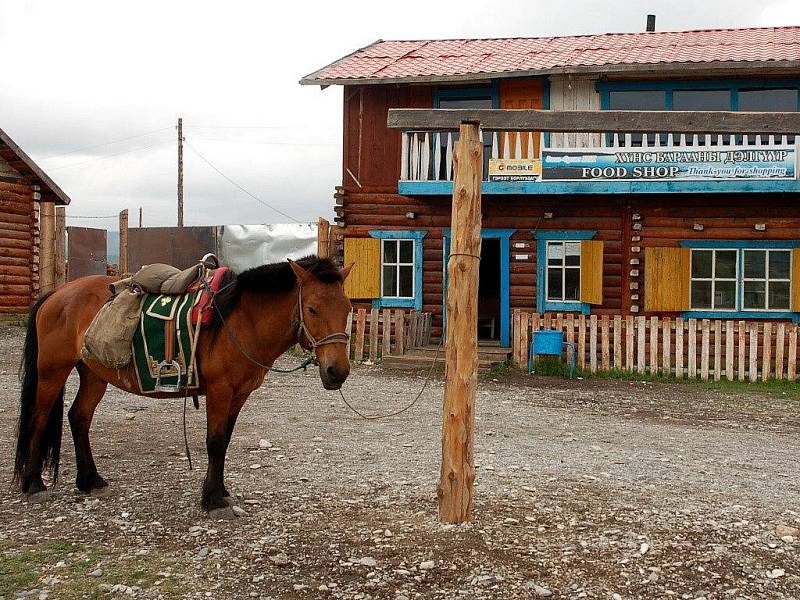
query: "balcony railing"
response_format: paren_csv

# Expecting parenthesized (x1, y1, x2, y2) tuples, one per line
(399, 129, 798, 189)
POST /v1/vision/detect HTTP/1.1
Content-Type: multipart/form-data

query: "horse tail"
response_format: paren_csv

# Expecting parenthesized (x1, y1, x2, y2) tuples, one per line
(13, 292, 63, 489)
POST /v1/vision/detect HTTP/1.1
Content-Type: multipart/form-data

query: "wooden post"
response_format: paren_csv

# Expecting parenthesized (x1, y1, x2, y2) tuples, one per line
(438, 121, 482, 524)
(177, 117, 184, 227)
(318, 217, 331, 258)
(54, 207, 66, 286)
(39, 202, 55, 295)
(119, 209, 129, 275)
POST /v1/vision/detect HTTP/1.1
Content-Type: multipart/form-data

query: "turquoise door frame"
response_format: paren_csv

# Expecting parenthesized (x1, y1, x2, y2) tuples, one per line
(442, 228, 515, 347)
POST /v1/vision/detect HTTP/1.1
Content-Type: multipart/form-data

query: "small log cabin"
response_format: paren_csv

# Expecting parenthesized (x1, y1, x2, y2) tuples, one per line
(0, 127, 71, 315)
(302, 24, 800, 348)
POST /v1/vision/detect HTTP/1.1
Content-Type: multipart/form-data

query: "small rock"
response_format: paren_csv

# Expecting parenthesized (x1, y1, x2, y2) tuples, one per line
(640, 542, 650, 555)
(89, 568, 103, 577)
(525, 581, 553, 597)
(231, 506, 246, 517)
(249, 463, 262, 470)
(419, 560, 435, 570)
(776, 525, 799, 538)
(359, 557, 377, 567)
(270, 553, 290, 566)
(767, 568, 785, 579)
(258, 439, 272, 449)
(98, 584, 113, 593)
(197, 547, 209, 558)
(124, 413, 135, 420)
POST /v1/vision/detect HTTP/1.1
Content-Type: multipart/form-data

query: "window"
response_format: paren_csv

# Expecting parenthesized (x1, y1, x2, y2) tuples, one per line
(608, 90, 666, 110)
(689, 247, 793, 313)
(743, 249, 791, 311)
(739, 88, 798, 112)
(546, 241, 581, 302)
(690, 249, 737, 310)
(672, 89, 731, 111)
(381, 239, 414, 299)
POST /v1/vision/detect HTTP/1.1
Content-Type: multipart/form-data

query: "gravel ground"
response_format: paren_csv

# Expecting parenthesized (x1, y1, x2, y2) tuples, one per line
(0, 324, 798, 599)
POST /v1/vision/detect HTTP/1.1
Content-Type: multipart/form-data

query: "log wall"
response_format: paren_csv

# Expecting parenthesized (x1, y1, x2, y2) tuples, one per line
(337, 80, 800, 341)
(0, 155, 36, 313)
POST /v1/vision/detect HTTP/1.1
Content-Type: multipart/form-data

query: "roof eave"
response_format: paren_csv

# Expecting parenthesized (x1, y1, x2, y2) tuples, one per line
(0, 127, 71, 205)
(300, 59, 800, 87)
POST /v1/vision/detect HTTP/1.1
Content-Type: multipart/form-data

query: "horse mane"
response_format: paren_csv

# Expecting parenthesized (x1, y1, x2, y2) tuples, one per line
(210, 255, 342, 329)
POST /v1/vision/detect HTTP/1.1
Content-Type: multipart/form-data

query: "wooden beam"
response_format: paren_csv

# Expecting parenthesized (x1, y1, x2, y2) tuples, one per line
(387, 109, 800, 134)
(438, 122, 482, 524)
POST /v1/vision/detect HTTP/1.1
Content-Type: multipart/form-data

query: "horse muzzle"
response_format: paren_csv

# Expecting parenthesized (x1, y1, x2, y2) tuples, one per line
(319, 362, 350, 390)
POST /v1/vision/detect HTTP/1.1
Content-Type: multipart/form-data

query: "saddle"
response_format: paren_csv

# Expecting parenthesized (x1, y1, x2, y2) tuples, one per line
(82, 254, 230, 394)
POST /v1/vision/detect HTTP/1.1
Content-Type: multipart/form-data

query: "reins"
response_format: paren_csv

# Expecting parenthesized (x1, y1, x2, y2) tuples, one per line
(212, 277, 441, 420)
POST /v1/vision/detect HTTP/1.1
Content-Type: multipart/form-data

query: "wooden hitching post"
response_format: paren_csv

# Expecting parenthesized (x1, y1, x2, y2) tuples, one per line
(119, 209, 129, 275)
(438, 121, 482, 523)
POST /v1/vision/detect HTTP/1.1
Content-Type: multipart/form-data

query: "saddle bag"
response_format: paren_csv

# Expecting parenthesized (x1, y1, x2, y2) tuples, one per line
(81, 289, 144, 369)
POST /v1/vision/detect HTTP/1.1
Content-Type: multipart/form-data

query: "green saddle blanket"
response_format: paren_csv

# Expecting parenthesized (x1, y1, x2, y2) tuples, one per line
(132, 292, 201, 394)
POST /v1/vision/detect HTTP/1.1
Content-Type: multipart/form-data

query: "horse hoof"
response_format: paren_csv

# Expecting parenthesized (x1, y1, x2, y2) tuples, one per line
(90, 486, 112, 498)
(223, 495, 234, 506)
(26, 490, 50, 504)
(208, 506, 238, 520)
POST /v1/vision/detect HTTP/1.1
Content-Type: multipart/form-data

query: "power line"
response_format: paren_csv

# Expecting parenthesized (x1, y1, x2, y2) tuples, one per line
(185, 140, 301, 223)
(190, 136, 337, 147)
(42, 127, 173, 161)
(47, 140, 171, 171)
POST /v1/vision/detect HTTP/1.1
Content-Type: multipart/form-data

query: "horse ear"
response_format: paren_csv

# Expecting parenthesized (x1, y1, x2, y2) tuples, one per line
(340, 263, 354, 281)
(288, 259, 311, 284)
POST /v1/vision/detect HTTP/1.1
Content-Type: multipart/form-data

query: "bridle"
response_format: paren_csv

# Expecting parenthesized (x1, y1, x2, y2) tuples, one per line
(212, 279, 349, 372)
(293, 280, 350, 353)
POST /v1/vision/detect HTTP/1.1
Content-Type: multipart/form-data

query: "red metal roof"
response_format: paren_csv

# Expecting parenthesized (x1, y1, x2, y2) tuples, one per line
(301, 26, 800, 85)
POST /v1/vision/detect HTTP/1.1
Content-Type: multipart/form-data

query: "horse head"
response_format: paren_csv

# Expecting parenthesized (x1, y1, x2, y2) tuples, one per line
(288, 259, 353, 390)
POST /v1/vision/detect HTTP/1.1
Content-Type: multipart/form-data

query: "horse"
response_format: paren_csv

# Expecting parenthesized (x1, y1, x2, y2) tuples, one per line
(12, 256, 353, 518)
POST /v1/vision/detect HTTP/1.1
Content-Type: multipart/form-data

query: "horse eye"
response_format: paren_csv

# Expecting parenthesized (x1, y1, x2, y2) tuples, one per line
(308, 306, 318, 316)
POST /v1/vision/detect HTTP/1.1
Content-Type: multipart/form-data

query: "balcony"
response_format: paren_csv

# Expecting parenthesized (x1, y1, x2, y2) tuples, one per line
(398, 129, 800, 195)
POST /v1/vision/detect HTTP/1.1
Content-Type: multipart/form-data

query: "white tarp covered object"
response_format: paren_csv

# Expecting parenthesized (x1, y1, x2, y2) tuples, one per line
(219, 223, 318, 272)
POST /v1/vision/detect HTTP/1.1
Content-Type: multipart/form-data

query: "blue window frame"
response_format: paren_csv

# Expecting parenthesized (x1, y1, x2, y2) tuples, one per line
(680, 240, 800, 323)
(534, 231, 597, 315)
(368, 230, 426, 311)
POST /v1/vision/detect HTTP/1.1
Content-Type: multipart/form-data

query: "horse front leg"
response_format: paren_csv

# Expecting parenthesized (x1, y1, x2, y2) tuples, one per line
(202, 391, 248, 518)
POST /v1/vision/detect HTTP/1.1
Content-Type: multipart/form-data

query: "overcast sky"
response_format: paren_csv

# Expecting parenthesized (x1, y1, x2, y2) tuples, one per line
(1, 0, 798, 230)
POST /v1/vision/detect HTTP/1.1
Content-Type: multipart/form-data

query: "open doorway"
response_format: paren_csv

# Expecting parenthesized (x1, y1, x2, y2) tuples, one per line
(478, 238, 501, 342)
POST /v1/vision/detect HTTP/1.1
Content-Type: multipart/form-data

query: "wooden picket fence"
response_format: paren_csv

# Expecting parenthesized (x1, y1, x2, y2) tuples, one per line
(345, 309, 433, 363)
(512, 310, 800, 382)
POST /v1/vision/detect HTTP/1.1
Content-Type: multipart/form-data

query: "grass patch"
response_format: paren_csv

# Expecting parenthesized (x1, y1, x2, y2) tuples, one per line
(496, 359, 800, 401)
(0, 540, 181, 599)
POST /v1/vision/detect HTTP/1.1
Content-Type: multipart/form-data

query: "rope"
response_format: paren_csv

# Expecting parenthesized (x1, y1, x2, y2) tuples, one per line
(448, 252, 481, 261)
(336, 336, 443, 420)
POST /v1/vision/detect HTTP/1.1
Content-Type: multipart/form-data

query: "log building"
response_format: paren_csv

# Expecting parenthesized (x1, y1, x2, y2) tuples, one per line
(0, 127, 71, 314)
(302, 24, 800, 349)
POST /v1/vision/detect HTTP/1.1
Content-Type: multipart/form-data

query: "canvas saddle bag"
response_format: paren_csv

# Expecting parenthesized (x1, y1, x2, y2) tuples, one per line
(81, 256, 219, 370)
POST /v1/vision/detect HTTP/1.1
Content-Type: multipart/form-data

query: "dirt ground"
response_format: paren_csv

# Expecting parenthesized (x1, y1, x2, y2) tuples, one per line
(0, 324, 798, 600)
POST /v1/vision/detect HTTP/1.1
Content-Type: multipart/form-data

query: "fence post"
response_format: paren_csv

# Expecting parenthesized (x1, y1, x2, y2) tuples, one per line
(119, 209, 129, 275)
(675, 318, 684, 378)
(369, 308, 379, 363)
(382, 309, 391, 357)
(54, 207, 66, 286)
(725, 321, 735, 381)
(762, 322, 772, 381)
(39, 202, 55, 295)
(775, 323, 785, 380)
(317, 217, 331, 258)
(354, 308, 367, 362)
(649, 316, 658, 375)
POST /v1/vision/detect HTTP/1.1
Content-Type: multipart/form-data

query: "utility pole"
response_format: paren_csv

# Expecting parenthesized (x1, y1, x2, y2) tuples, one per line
(138, 206, 143, 227)
(177, 117, 184, 227)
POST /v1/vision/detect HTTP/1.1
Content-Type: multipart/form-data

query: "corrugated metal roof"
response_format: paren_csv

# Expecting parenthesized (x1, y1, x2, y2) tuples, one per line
(301, 26, 800, 85)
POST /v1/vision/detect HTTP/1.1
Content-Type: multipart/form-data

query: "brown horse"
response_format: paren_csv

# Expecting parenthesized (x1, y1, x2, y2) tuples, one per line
(13, 256, 352, 517)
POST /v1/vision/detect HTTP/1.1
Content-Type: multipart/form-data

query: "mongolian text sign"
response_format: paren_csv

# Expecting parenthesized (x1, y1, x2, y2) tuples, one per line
(542, 145, 797, 181)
